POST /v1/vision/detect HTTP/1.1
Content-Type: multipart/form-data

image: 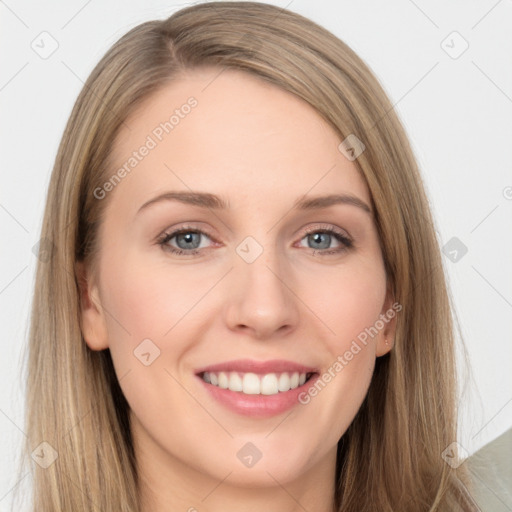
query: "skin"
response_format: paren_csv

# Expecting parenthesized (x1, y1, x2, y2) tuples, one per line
(77, 67, 396, 512)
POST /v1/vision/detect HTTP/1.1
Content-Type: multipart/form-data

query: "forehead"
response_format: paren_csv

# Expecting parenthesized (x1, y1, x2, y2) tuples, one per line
(107, 67, 370, 212)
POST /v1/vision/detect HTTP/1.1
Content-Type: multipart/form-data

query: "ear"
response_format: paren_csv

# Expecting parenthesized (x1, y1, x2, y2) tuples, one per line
(75, 260, 109, 351)
(375, 284, 399, 357)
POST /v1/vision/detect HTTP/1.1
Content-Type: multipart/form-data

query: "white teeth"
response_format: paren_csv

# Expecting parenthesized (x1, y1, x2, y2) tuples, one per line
(202, 371, 310, 395)
(229, 372, 243, 392)
(218, 371, 229, 389)
(242, 373, 260, 394)
(260, 373, 278, 395)
(278, 372, 291, 392)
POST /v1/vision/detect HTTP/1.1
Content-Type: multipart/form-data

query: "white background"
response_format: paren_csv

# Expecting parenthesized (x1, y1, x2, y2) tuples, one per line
(1, 0, 511, 509)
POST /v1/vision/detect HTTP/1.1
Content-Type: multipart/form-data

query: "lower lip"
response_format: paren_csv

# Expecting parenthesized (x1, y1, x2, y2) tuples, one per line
(196, 374, 319, 418)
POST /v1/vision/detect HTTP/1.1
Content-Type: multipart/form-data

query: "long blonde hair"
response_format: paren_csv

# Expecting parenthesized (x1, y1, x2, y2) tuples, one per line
(18, 2, 478, 510)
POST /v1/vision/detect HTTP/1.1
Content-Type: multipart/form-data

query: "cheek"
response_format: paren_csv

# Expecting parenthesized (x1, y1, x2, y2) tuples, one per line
(97, 259, 213, 442)
(97, 253, 211, 374)
(296, 320, 378, 458)
(304, 258, 387, 350)
(293, 260, 385, 435)
(100, 254, 208, 335)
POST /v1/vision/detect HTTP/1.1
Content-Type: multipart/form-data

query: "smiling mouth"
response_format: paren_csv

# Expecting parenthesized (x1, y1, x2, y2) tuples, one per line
(199, 371, 317, 395)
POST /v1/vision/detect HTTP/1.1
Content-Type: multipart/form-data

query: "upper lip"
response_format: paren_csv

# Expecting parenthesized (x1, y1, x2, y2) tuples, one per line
(195, 359, 319, 375)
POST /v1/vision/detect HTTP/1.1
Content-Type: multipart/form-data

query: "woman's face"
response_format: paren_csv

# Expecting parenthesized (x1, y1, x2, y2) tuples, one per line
(79, 67, 395, 497)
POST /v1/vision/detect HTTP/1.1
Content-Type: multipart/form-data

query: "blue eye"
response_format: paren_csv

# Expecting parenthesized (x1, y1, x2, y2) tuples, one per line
(157, 227, 213, 255)
(299, 226, 353, 255)
(157, 224, 353, 256)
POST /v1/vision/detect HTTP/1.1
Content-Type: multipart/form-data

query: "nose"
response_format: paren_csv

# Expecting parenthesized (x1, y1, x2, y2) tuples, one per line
(223, 243, 300, 340)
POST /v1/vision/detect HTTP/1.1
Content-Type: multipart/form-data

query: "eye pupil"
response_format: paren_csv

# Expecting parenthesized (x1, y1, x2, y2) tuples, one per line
(309, 232, 331, 250)
(176, 232, 201, 249)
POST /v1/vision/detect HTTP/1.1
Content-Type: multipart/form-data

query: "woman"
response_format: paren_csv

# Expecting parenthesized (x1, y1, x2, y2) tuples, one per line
(20, 2, 479, 510)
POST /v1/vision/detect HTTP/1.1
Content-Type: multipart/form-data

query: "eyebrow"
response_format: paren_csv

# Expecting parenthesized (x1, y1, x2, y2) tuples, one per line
(137, 191, 373, 215)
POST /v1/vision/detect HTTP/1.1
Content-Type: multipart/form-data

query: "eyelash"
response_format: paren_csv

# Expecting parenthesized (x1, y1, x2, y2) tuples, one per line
(156, 223, 354, 257)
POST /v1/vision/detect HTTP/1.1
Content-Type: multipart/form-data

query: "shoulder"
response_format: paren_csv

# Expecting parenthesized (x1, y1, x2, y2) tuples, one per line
(466, 427, 512, 511)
